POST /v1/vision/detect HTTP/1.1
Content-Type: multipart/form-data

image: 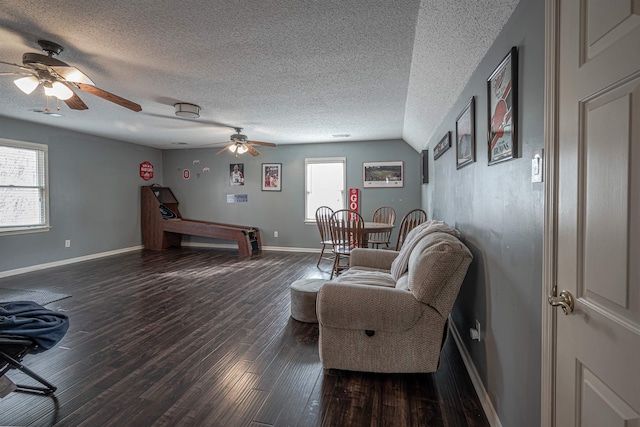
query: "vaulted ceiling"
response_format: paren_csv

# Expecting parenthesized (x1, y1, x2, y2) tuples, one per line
(0, 1, 519, 151)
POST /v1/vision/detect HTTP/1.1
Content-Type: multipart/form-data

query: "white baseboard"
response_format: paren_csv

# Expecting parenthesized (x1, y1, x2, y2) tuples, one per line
(0, 246, 144, 279)
(448, 317, 503, 427)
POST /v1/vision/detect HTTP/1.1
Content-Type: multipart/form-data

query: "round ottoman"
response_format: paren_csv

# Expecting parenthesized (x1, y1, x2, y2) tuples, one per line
(290, 278, 326, 323)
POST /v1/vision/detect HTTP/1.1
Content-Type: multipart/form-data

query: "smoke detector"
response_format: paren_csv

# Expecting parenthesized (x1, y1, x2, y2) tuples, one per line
(174, 103, 200, 119)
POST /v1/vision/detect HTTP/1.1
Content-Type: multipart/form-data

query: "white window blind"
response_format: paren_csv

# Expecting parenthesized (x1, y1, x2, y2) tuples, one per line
(0, 139, 49, 234)
(304, 157, 346, 222)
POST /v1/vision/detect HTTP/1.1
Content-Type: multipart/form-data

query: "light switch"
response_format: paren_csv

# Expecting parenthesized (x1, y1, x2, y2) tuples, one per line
(532, 149, 543, 183)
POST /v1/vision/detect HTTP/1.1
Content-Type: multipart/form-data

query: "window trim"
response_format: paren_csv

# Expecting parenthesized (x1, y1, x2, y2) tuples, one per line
(304, 157, 346, 223)
(0, 138, 50, 235)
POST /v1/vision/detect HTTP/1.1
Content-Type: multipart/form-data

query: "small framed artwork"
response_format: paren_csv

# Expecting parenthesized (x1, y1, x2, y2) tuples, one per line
(456, 97, 476, 169)
(363, 161, 404, 188)
(433, 131, 451, 160)
(487, 46, 518, 165)
(262, 163, 281, 191)
(229, 163, 245, 186)
(421, 150, 428, 184)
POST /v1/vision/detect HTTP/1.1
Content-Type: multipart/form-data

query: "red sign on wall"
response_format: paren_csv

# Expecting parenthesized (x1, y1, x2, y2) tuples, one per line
(348, 188, 359, 220)
(140, 161, 154, 181)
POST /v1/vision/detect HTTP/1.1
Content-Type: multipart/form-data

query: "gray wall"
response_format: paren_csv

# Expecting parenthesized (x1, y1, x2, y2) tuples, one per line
(423, 0, 543, 425)
(162, 139, 422, 249)
(0, 117, 163, 273)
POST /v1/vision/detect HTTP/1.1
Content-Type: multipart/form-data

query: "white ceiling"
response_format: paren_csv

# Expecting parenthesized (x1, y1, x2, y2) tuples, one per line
(0, 1, 519, 151)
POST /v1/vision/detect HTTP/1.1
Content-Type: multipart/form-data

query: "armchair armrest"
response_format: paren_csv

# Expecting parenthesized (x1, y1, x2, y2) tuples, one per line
(317, 282, 424, 332)
(349, 248, 398, 271)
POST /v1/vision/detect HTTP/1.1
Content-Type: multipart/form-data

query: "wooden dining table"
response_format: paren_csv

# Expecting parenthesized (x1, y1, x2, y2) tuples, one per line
(362, 221, 394, 247)
(329, 220, 395, 248)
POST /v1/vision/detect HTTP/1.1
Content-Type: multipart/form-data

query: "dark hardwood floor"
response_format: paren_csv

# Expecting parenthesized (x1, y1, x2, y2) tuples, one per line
(0, 248, 489, 427)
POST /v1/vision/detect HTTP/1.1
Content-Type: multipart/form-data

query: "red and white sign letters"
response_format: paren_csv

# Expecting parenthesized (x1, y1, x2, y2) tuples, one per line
(349, 188, 359, 220)
(139, 161, 154, 181)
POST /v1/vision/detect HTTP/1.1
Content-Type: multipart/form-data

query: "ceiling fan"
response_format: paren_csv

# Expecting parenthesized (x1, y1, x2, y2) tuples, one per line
(215, 128, 276, 157)
(0, 39, 141, 112)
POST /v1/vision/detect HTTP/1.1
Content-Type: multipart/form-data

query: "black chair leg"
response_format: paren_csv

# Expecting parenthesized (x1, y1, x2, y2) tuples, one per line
(0, 350, 57, 395)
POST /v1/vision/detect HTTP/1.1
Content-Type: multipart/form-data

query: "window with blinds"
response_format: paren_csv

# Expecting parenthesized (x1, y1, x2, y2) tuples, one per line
(0, 139, 49, 234)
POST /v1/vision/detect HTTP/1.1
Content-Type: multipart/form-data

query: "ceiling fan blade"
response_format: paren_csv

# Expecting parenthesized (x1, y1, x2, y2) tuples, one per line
(249, 140, 277, 147)
(76, 83, 141, 112)
(0, 60, 32, 71)
(50, 65, 94, 85)
(63, 91, 89, 110)
(0, 71, 33, 76)
(215, 143, 234, 155)
(246, 145, 260, 156)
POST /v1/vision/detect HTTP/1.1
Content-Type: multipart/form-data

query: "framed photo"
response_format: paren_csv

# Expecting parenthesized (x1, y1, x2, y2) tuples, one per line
(229, 163, 245, 186)
(433, 131, 451, 160)
(363, 161, 404, 188)
(487, 46, 518, 165)
(261, 163, 281, 191)
(456, 97, 476, 169)
(421, 150, 428, 184)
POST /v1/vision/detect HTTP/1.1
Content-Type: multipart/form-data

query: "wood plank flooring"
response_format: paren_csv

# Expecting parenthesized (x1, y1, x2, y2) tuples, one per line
(0, 248, 489, 427)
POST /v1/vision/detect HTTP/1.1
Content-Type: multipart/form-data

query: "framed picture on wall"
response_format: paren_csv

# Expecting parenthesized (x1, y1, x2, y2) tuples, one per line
(433, 131, 451, 160)
(229, 163, 245, 186)
(487, 46, 518, 165)
(262, 163, 281, 191)
(363, 161, 404, 188)
(456, 97, 476, 169)
(421, 150, 428, 184)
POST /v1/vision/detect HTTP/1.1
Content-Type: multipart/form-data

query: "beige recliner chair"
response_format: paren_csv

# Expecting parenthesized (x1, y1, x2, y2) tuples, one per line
(317, 226, 472, 373)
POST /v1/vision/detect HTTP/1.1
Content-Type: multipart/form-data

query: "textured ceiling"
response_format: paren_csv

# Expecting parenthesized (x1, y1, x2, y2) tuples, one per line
(0, 1, 519, 151)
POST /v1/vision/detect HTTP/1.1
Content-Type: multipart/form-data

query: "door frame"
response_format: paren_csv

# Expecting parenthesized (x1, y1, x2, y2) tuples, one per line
(541, 0, 559, 425)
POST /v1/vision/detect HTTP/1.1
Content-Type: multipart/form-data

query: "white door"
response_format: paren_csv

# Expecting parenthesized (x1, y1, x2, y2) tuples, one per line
(550, 0, 640, 425)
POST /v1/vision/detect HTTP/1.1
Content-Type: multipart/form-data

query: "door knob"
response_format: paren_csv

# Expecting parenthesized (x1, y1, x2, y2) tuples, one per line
(548, 290, 574, 315)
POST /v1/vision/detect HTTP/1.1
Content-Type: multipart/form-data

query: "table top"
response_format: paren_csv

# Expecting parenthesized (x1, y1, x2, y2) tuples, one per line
(362, 222, 394, 232)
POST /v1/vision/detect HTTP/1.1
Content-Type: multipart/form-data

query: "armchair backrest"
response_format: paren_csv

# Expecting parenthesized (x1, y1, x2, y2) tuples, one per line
(406, 232, 472, 317)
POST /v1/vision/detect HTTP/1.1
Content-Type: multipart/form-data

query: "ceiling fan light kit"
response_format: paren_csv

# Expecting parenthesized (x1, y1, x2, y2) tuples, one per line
(213, 127, 277, 157)
(174, 103, 200, 119)
(14, 76, 39, 94)
(43, 81, 73, 100)
(228, 143, 249, 155)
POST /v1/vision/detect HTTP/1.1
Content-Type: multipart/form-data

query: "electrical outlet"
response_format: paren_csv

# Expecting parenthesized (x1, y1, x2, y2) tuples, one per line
(274, 231, 279, 238)
(470, 319, 480, 341)
(65, 240, 71, 248)
(470, 319, 481, 341)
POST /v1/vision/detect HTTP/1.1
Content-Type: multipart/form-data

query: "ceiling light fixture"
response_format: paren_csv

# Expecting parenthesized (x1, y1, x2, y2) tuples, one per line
(43, 81, 74, 100)
(14, 76, 40, 94)
(174, 103, 201, 119)
(228, 143, 248, 155)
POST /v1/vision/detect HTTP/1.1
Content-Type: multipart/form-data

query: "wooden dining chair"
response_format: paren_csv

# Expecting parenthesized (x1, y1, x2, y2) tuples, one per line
(329, 209, 365, 279)
(315, 206, 334, 267)
(367, 206, 396, 249)
(394, 208, 427, 250)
